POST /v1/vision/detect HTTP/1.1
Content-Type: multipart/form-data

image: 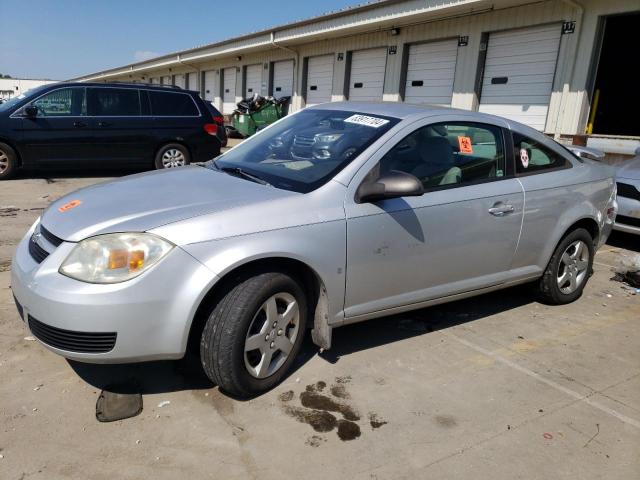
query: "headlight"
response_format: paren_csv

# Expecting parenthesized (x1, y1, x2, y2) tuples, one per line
(59, 233, 174, 284)
(315, 133, 343, 143)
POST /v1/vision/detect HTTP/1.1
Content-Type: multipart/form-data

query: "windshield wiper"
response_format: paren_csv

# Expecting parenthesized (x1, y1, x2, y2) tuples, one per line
(215, 164, 271, 186)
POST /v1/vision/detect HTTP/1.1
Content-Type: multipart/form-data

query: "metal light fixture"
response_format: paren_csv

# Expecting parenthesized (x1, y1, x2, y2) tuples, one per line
(390, 27, 400, 36)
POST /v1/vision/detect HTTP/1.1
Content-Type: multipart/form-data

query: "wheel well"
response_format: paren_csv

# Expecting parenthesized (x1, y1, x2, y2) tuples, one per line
(0, 138, 22, 167)
(564, 217, 600, 245)
(185, 257, 325, 357)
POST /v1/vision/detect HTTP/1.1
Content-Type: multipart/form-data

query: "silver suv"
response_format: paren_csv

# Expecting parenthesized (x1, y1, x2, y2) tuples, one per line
(12, 103, 617, 397)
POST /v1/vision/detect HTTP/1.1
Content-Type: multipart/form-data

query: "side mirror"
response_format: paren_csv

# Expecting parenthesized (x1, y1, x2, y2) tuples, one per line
(24, 105, 39, 117)
(356, 170, 424, 203)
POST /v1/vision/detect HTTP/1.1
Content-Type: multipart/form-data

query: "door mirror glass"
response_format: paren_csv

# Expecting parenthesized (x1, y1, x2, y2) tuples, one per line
(24, 105, 38, 117)
(356, 170, 424, 203)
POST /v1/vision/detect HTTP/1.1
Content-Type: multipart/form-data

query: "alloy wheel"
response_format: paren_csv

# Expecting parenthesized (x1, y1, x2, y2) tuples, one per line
(0, 149, 8, 174)
(161, 149, 186, 168)
(557, 240, 589, 294)
(244, 292, 300, 379)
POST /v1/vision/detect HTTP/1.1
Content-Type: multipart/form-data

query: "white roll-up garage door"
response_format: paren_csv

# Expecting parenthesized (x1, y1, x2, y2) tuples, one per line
(150, 77, 157, 84)
(245, 64, 262, 97)
(174, 74, 185, 89)
(348, 48, 387, 102)
(203, 70, 216, 102)
(478, 24, 561, 131)
(223, 67, 237, 114)
(272, 60, 294, 98)
(161, 76, 171, 85)
(306, 54, 334, 106)
(187, 72, 198, 91)
(404, 40, 458, 106)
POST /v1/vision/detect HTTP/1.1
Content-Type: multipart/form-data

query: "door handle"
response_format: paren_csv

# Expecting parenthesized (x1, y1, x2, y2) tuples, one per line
(73, 121, 87, 128)
(488, 204, 515, 216)
(98, 121, 113, 127)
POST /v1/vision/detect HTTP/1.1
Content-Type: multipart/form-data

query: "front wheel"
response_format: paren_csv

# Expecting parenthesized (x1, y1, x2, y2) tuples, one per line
(536, 228, 594, 305)
(0, 142, 18, 180)
(200, 271, 308, 397)
(154, 143, 190, 169)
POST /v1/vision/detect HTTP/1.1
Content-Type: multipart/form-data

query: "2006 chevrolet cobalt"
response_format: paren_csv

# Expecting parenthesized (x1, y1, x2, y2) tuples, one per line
(12, 103, 617, 397)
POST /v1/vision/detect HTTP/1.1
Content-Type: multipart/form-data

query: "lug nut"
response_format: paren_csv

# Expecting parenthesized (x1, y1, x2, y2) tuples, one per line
(277, 329, 283, 336)
(272, 322, 277, 328)
(265, 334, 270, 341)
(270, 341, 275, 348)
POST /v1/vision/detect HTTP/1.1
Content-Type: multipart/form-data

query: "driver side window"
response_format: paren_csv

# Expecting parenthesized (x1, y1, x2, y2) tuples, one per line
(32, 88, 86, 117)
(377, 122, 505, 190)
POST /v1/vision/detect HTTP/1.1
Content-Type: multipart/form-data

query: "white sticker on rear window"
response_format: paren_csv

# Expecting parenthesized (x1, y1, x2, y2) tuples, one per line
(344, 114, 390, 128)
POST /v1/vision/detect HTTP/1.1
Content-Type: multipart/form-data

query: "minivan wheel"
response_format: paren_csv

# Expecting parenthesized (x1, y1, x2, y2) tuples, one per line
(0, 142, 18, 180)
(536, 228, 594, 305)
(200, 271, 307, 398)
(155, 143, 190, 169)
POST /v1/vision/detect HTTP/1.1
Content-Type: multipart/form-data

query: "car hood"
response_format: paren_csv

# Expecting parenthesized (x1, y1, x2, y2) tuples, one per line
(41, 166, 298, 242)
(617, 157, 640, 181)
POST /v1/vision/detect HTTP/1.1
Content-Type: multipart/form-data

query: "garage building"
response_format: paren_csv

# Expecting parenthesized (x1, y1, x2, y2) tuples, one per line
(74, 0, 640, 157)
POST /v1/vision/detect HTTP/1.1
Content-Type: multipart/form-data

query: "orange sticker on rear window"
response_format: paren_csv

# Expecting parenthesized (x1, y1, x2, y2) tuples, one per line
(458, 136, 473, 154)
(58, 199, 82, 212)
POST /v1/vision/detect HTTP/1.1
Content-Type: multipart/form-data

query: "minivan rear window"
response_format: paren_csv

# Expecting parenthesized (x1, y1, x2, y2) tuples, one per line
(149, 91, 199, 117)
(88, 88, 140, 116)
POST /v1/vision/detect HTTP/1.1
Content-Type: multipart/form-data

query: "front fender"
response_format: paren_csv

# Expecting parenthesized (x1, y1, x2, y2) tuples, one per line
(182, 220, 347, 325)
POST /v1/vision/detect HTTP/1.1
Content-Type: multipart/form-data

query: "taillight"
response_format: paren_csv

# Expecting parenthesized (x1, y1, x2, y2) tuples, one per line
(203, 123, 218, 135)
(213, 115, 224, 126)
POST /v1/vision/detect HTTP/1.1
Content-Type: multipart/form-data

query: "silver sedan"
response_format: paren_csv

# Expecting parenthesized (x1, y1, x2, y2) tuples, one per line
(12, 103, 617, 397)
(613, 148, 640, 235)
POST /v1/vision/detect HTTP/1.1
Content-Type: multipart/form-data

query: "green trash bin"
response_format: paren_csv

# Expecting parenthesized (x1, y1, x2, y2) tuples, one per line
(232, 112, 257, 138)
(251, 103, 282, 128)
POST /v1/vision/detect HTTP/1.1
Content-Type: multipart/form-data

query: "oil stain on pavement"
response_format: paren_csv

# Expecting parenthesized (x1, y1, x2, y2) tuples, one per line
(279, 377, 387, 443)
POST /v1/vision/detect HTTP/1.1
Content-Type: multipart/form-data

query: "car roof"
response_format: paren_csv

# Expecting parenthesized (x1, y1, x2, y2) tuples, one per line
(39, 81, 197, 93)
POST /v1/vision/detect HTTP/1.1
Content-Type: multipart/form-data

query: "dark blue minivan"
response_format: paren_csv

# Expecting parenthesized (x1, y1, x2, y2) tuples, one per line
(0, 82, 226, 179)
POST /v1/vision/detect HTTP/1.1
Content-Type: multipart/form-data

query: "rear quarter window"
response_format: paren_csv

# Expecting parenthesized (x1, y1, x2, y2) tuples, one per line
(149, 91, 199, 117)
(514, 132, 571, 175)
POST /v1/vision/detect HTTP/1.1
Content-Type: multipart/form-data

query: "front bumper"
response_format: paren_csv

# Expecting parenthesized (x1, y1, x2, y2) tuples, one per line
(613, 194, 640, 235)
(11, 225, 218, 363)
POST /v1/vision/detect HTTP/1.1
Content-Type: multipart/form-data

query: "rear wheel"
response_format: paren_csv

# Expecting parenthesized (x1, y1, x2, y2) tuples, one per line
(200, 271, 307, 397)
(154, 143, 190, 169)
(536, 228, 594, 304)
(0, 142, 18, 180)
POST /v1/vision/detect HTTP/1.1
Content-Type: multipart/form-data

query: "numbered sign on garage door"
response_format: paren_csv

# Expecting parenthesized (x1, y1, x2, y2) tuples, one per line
(479, 24, 561, 131)
(348, 48, 387, 101)
(306, 54, 334, 106)
(273, 60, 294, 98)
(245, 64, 262, 97)
(203, 70, 216, 102)
(223, 67, 237, 114)
(404, 39, 458, 106)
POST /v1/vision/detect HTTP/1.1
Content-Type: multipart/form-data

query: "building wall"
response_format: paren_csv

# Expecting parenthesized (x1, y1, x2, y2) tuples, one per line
(0, 78, 57, 101)
(81, 0, 639, 136)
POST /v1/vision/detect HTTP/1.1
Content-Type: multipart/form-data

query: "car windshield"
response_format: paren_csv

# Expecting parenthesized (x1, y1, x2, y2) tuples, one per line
(209, 109, 399, 193)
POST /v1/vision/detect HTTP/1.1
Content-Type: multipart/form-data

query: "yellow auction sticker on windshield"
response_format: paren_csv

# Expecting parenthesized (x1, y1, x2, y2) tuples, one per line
(344, 114, 390, 128)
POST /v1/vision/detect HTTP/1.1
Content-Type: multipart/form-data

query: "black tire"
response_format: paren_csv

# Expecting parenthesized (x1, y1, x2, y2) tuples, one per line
(536, 228, 594, 305)
(200, 271, 308, 397)
(154, 143, 190, 170)
(0, 142, 18, 180)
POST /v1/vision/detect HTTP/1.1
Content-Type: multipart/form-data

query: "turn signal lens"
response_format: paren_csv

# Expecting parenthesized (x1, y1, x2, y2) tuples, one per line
(60, 233, 173, 284)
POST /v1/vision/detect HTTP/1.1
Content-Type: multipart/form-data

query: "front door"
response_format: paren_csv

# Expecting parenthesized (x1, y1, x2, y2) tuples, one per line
(20, 86, 95, 166)
(344, 119, 524, 318)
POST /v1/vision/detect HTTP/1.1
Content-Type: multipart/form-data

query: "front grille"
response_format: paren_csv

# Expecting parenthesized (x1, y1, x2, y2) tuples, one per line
(40, 225, 63, 247)
(617, 182, 640, 201)
(616, 214, 640, 228)
(28, 316, 117, 354)
(28, 237, 50, 263)
(293, 135, 315, 147)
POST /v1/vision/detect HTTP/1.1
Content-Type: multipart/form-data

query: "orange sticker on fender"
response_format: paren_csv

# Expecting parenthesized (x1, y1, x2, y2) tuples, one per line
(58, 199, 82, 212)
(458, 136, 473, 154)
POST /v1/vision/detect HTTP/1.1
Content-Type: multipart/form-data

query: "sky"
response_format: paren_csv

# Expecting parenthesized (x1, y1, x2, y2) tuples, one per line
(0, 0, 362, 80)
